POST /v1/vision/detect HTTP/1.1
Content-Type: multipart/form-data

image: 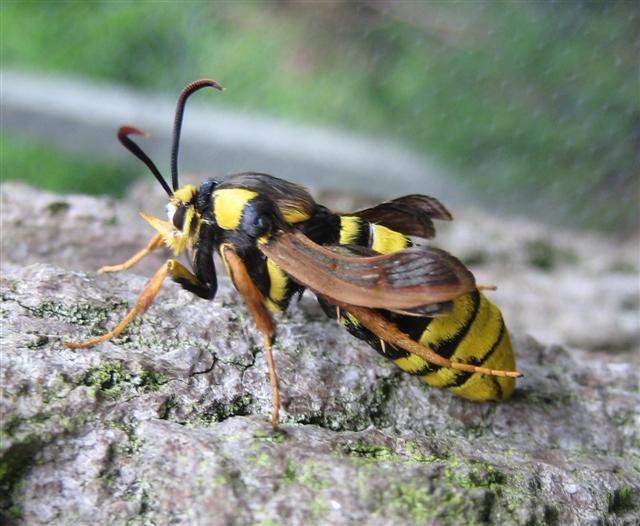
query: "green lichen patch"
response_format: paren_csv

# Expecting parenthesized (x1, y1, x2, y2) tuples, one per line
(309, 497, 328, 521)
(105, 420, 143, 457)
(192, 394, 254, 426)
(28, 298, 132, 343)
(282, 460, 296, 484)
(380, 482, 451, 524)
(134, 369, 170, 392)
(114, 318, 216, 357)
(253, 428, 288, 445)
(249, 452, 272, 469)
(349, 452, 520, 524)
(1, 400, 91, 450)
(339, 439, 442, 467)
(157, 396, 178, 421)
(293, 373, 402, 432)
(24, 334, 50, 349)
(31, 299, 127, 326)
(367, 374, 401, 429)
(608, 485, 637, 516)
(295, 461, 332, 491)
(341, 441, 396, 462)
(82, 361, 131, 400)
(82, 361, 169, 401)
(1, 415, 23, 439)
(0, 438, 42, 522)
(442, 458, 507, 489)
(377, 476, 503, 525)
(274, 457, 334, 493)
(0, 277, 19, 296)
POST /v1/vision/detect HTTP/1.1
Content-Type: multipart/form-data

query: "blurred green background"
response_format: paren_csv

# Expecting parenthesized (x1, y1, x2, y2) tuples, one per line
(2, 1, 638, 233)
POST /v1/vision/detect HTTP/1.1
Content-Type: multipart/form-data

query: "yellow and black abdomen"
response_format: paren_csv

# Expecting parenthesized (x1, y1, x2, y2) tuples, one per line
(320, 214, 515, 401)
(337, 215, 412, 254)
(393, 291, 515, 401)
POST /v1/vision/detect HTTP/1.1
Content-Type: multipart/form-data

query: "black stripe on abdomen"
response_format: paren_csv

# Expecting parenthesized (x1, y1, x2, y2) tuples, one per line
(405, 291, 481, 376)
(442, 317, 506, 389)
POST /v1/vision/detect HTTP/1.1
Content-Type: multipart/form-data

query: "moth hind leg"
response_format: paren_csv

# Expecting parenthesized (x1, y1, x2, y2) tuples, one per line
(337, 302, 522, 379)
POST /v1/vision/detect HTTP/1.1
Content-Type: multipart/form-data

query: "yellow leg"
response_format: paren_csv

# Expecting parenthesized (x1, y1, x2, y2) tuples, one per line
(222, 246, 280, 428)
(65, 261, 169, 349)
(99, 233, 164, 273)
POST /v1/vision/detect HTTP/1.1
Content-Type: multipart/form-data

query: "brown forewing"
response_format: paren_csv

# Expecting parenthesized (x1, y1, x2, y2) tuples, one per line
(259, 230, 475, 310)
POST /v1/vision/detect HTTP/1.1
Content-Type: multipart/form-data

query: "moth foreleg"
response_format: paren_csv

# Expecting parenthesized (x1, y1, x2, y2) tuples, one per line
(98, 233, 164, 273)
(65, 260, 170, 349)
(164, 259, 216, 299)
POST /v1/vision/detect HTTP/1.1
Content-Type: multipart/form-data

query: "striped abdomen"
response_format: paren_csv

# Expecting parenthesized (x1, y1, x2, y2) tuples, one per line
(321, 215, 516, 401)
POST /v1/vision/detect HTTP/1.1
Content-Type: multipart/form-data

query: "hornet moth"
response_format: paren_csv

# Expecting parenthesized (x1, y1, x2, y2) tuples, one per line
(66, 79, 522, 428)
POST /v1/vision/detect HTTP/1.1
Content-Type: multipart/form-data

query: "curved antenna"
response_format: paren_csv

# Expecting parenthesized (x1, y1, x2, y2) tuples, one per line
(118, 126, 173, 196)
(170, 79, 224, 191)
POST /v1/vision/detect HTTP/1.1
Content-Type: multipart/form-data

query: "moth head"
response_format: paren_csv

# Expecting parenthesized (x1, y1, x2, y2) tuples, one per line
(115, 79, 224, 254)
(164, 184, 199, 254)
(136, 185, 199, 255)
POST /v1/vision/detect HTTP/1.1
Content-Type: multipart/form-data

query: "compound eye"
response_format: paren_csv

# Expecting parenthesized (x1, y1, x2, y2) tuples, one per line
(172, 205, 187, 230)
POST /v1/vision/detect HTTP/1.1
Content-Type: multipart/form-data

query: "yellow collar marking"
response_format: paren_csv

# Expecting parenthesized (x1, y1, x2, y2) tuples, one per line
(214, 188, 258, 230)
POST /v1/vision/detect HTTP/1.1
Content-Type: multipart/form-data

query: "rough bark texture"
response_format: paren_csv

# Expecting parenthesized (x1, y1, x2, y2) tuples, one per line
(1, 183, 639, 525)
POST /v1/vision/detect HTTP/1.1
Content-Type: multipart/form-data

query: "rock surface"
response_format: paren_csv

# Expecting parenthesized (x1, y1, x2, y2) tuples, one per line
(1, 183, 639, 525)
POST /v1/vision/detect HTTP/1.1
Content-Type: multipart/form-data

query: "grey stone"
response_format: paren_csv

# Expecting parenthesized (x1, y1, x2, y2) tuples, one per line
(1, 184, 639, 525)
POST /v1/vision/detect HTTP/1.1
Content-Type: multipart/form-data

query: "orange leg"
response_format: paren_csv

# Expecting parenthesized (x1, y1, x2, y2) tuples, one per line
(99, 233, 164, 273)
(65, 261, 169, 349)
(66, 259, 212, 349)
(333, 300, 522, 379)
(222, 246, 280, 428)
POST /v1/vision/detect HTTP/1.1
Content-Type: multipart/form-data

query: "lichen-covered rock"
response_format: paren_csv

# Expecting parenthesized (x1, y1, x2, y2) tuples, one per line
(1, 184, 639, 525)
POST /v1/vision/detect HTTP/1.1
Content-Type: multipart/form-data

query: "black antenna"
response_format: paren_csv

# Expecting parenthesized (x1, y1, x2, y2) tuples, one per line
(118, 126, 172, 196)
(170, 79, 224, 191)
